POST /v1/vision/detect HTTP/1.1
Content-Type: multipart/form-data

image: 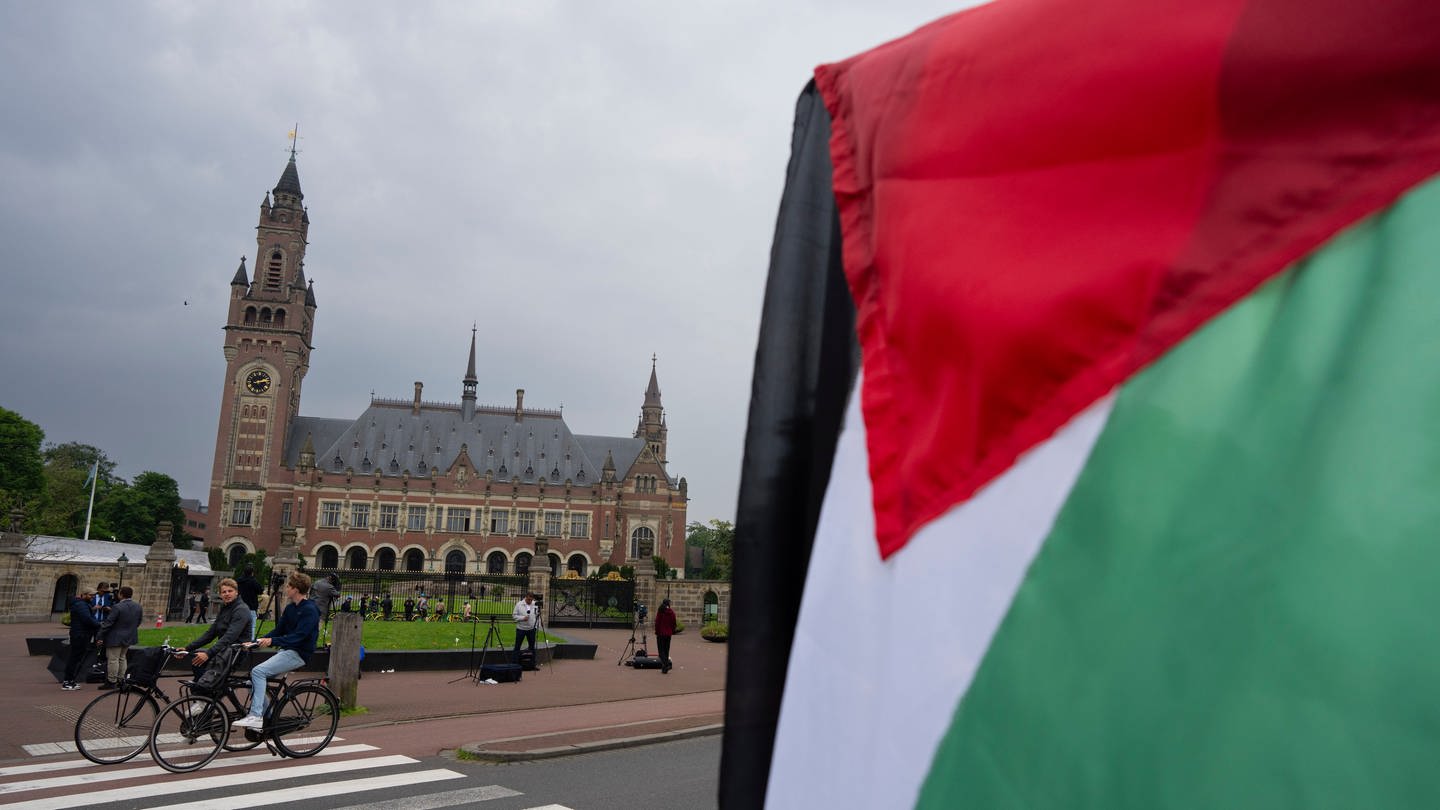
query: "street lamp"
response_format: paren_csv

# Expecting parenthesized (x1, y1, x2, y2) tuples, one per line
(117, 552, 129, 592)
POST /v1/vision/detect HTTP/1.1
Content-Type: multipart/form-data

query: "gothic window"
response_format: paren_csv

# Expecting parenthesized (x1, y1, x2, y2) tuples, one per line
(265, 250, 284, 291)
(230, 500, 253, 526)
(407, 506, 427, 531)
(379, 504, 399, 530)
(569, 513, 590, 540)
(351, 503, 370, 529)
(630, 526, 655, 559)
(227, 544, 246, 568)
(320, 502, 342, 528)
(517, 510, 536, 535)
(446, 507, 471, 533)
(377, 548, 397, 570)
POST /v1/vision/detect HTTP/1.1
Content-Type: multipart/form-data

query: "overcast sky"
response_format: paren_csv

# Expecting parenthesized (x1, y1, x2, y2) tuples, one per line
(0, 1, 968, 528)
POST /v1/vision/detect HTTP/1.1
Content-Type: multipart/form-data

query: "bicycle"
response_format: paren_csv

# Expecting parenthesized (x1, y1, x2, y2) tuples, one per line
(147, 641, 340, 773)
(73, 645, 258, 765)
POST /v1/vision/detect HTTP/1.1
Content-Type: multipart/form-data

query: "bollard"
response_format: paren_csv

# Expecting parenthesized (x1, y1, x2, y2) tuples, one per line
(328, 612, 362, 710)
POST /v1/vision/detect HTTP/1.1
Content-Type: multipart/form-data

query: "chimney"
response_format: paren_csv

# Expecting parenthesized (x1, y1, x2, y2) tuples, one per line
(515, 388, 525, 422)
(413, 381, 423, 415)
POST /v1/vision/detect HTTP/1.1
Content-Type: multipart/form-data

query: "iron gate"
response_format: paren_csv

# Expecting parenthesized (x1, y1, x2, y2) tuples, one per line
(547, 576, 637, 628)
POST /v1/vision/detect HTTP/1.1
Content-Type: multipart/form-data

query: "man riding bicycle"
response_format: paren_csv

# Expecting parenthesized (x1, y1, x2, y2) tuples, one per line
(231, 571, 319, 731)
(178, 577, 252, 675)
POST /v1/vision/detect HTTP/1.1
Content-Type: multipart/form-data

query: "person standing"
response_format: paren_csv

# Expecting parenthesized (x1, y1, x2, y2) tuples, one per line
(197, 588, 211, 623)
(185, 592, 199, 623)
(381, 593, 393, 621)
(179, 578, 253, 677)
(403, 596, 414, 622)
(91, 582, 113, 622)
(230, 571, 320, 731)
(310, 574, 338, 645)
(655, 599, 677, 674)
(236, 566, 263, 640)
(512, 592, 538, 662)
(97, 586, 142, 689)
(62, 589, 101, 690)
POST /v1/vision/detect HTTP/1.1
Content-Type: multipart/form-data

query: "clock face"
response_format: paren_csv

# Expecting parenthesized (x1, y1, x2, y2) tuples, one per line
(245, 369, 272, 395)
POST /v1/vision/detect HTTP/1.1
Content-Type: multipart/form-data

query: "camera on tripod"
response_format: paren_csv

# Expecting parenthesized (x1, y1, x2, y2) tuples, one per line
(635, 602, 648, 621)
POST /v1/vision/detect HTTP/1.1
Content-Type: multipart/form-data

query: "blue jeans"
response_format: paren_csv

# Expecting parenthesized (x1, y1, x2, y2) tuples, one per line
(248, 649, 303, 719)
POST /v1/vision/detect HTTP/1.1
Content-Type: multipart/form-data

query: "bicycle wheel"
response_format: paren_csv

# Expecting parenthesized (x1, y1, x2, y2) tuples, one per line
(220, 682, 261, 752)
(149, 694, 229, 773)
(74, 687, 160, 765)
(270, 683, 339, 758)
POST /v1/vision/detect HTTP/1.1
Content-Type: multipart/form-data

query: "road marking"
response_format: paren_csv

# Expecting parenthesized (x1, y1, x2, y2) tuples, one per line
(522, 805, 577, 810)
(326, 785, 524, 810)
(141, 769, 470, 810)
(0, 744, 377, 794)
(23, 733, 346, 757)
(0, 754, 418, 810)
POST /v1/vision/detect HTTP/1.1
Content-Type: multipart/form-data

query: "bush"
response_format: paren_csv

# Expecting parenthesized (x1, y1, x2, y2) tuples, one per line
(700, 622, 728, 642)
(673, 620, 685, 634)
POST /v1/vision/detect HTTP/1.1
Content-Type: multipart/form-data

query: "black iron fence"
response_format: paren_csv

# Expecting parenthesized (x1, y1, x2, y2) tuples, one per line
(547, 576, 637, 628)
(294, 568, 528, 621)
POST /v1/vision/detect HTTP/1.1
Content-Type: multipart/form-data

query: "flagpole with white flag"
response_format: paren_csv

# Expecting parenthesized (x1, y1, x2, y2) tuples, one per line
(82, 461, 98, 541)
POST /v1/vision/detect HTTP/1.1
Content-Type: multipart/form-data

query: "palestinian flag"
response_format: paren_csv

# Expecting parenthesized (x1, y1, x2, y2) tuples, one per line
(722, 1, 1440, 807)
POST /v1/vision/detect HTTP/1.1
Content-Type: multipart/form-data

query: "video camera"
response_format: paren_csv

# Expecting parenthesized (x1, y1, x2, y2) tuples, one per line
(635, 602, 648, 620)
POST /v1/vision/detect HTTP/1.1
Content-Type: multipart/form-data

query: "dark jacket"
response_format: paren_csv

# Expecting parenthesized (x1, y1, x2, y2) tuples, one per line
(310, 579, 338, 615)
(99, 598, 143, 647)
(236, 575, 263, 611)
(186, 598, 253, 655)
(655, 605, 677, 637)
(68, 596, 102, 641)
(264, 598, 321, 663)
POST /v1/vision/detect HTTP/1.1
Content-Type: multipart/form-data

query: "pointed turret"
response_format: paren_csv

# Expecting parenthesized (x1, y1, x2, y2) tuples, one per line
(461, 327, 477, 420)
(635, 355, 668, 464)
(305, 279, 317, 308)
(602, 449, 617, 483)
(231, 257, 249, 286)
(273, 155, 304, 202)
(298, 433, 316, 469)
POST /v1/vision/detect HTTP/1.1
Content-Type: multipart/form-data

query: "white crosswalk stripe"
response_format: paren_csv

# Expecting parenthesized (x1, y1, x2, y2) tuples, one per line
(0, 737, 538, 810)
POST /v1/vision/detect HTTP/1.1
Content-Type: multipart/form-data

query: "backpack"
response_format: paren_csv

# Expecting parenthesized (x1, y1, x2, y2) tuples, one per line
(192, 645, 246, 695)
(125, 646, 167, 687)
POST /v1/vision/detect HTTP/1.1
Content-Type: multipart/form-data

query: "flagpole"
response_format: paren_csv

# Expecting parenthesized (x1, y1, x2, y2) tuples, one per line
(82, 461, 98, 541)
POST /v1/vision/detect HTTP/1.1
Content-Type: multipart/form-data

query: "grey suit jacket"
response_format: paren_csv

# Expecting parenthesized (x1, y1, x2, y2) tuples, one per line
(99, 598, 143, 647)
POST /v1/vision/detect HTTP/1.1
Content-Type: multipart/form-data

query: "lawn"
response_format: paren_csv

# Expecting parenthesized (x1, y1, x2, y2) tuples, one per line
(138, 615, 560, 651)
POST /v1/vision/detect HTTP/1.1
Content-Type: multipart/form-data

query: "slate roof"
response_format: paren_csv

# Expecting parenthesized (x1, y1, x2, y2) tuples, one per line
(24, 535, 215, 574)
(284, 400, 666, 485)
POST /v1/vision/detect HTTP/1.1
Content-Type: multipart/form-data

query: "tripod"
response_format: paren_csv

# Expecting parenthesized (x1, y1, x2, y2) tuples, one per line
(470, 617, 505, 685)
(618, 612, 649, 665)
(448, 616, 483, 684)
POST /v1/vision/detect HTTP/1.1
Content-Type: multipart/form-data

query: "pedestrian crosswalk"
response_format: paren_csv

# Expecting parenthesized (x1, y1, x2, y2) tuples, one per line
(0, 735, 574, 810)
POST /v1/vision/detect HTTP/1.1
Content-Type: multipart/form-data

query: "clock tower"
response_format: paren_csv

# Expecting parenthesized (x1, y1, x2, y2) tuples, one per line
(205, 150, 318, 552)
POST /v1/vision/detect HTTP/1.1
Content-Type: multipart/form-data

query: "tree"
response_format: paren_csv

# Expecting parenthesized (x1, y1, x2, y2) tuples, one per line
(0, 406, 45, 512)
(686, 519, 734, 580)
(29, 443, 121, 537)
(93, 471, 191, 547)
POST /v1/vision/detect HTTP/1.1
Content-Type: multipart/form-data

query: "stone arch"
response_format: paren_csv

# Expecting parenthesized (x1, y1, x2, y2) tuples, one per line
(274, 308, 286, 327)
(566, 553, 589, 576)
(244, 306, 257, 324)
(703, 589, 720, 623)
(403, 548, 426, 572)
(515, 551, 533, 576)
(315, 544, 340, 569)
(630, 525, 656, 560)
(546, 552, 562, 577)
(52, 574, 78, 613)
(375, 546, 398, 571)
(486, 550, 509, 574)
(226, 543, 247, 569)
(345, 545, 368, 570)
(445, 549, 467, 573)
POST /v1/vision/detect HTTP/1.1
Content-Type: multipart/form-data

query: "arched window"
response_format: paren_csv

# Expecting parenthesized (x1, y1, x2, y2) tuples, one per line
(704, 590, 720, 622)
(487, 551, 507, 574)
(260, 307, 273, 324)
(318, 546, 339, 569)
(445, 549, 467, 573)
(547, 553, 561, 577)
(630, 526, 656, 559)
(567, 554, 587, 576)
(274, 308, 286, 327)
(515, 552, 533, 576)
(404, 549, 425, 572)
(227, 544, 247, 568)
(52, 574, 78, 613)
(377, 548, 396, 571)
(346, 547, 368, 570)
(244, 306, 257, 324)
(265, 251, 284, 291)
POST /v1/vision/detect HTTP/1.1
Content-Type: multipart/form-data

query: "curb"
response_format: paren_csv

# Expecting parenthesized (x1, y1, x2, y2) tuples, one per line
(456, 722, 723, 762)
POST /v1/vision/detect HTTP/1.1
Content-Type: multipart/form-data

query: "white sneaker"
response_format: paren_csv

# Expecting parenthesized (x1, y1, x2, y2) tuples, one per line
(231, 715, 264, 729)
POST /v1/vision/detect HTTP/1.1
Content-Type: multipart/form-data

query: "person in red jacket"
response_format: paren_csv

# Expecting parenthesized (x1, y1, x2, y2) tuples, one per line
(654, 599, 677, 674)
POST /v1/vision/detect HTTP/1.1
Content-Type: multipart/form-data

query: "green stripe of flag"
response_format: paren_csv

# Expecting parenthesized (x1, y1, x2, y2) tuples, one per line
(919, 174, 1440, 808)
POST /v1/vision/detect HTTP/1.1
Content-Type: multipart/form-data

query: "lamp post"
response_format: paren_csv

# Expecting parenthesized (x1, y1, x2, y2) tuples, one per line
(117, 552, 129, 593)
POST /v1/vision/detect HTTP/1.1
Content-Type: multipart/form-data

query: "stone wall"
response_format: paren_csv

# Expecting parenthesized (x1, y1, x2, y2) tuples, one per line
(648, 579, 731, 628)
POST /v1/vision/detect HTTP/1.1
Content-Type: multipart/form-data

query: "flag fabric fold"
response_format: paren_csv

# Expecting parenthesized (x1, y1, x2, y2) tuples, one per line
(724, 0, 1440, 807)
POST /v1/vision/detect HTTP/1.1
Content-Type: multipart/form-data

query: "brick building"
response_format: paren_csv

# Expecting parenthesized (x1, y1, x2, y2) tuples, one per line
(206, 153, 688, 577)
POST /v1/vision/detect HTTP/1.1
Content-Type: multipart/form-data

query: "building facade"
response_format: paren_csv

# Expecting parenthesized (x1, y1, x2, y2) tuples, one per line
(205, 155, 688, 577)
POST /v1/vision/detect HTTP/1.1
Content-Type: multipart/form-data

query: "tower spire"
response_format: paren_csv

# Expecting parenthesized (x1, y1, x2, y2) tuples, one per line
(461, 326, 477, 420)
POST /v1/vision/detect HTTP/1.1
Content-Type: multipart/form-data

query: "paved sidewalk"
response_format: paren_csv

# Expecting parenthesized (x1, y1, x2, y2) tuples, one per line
(1, 620, 726, 763)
